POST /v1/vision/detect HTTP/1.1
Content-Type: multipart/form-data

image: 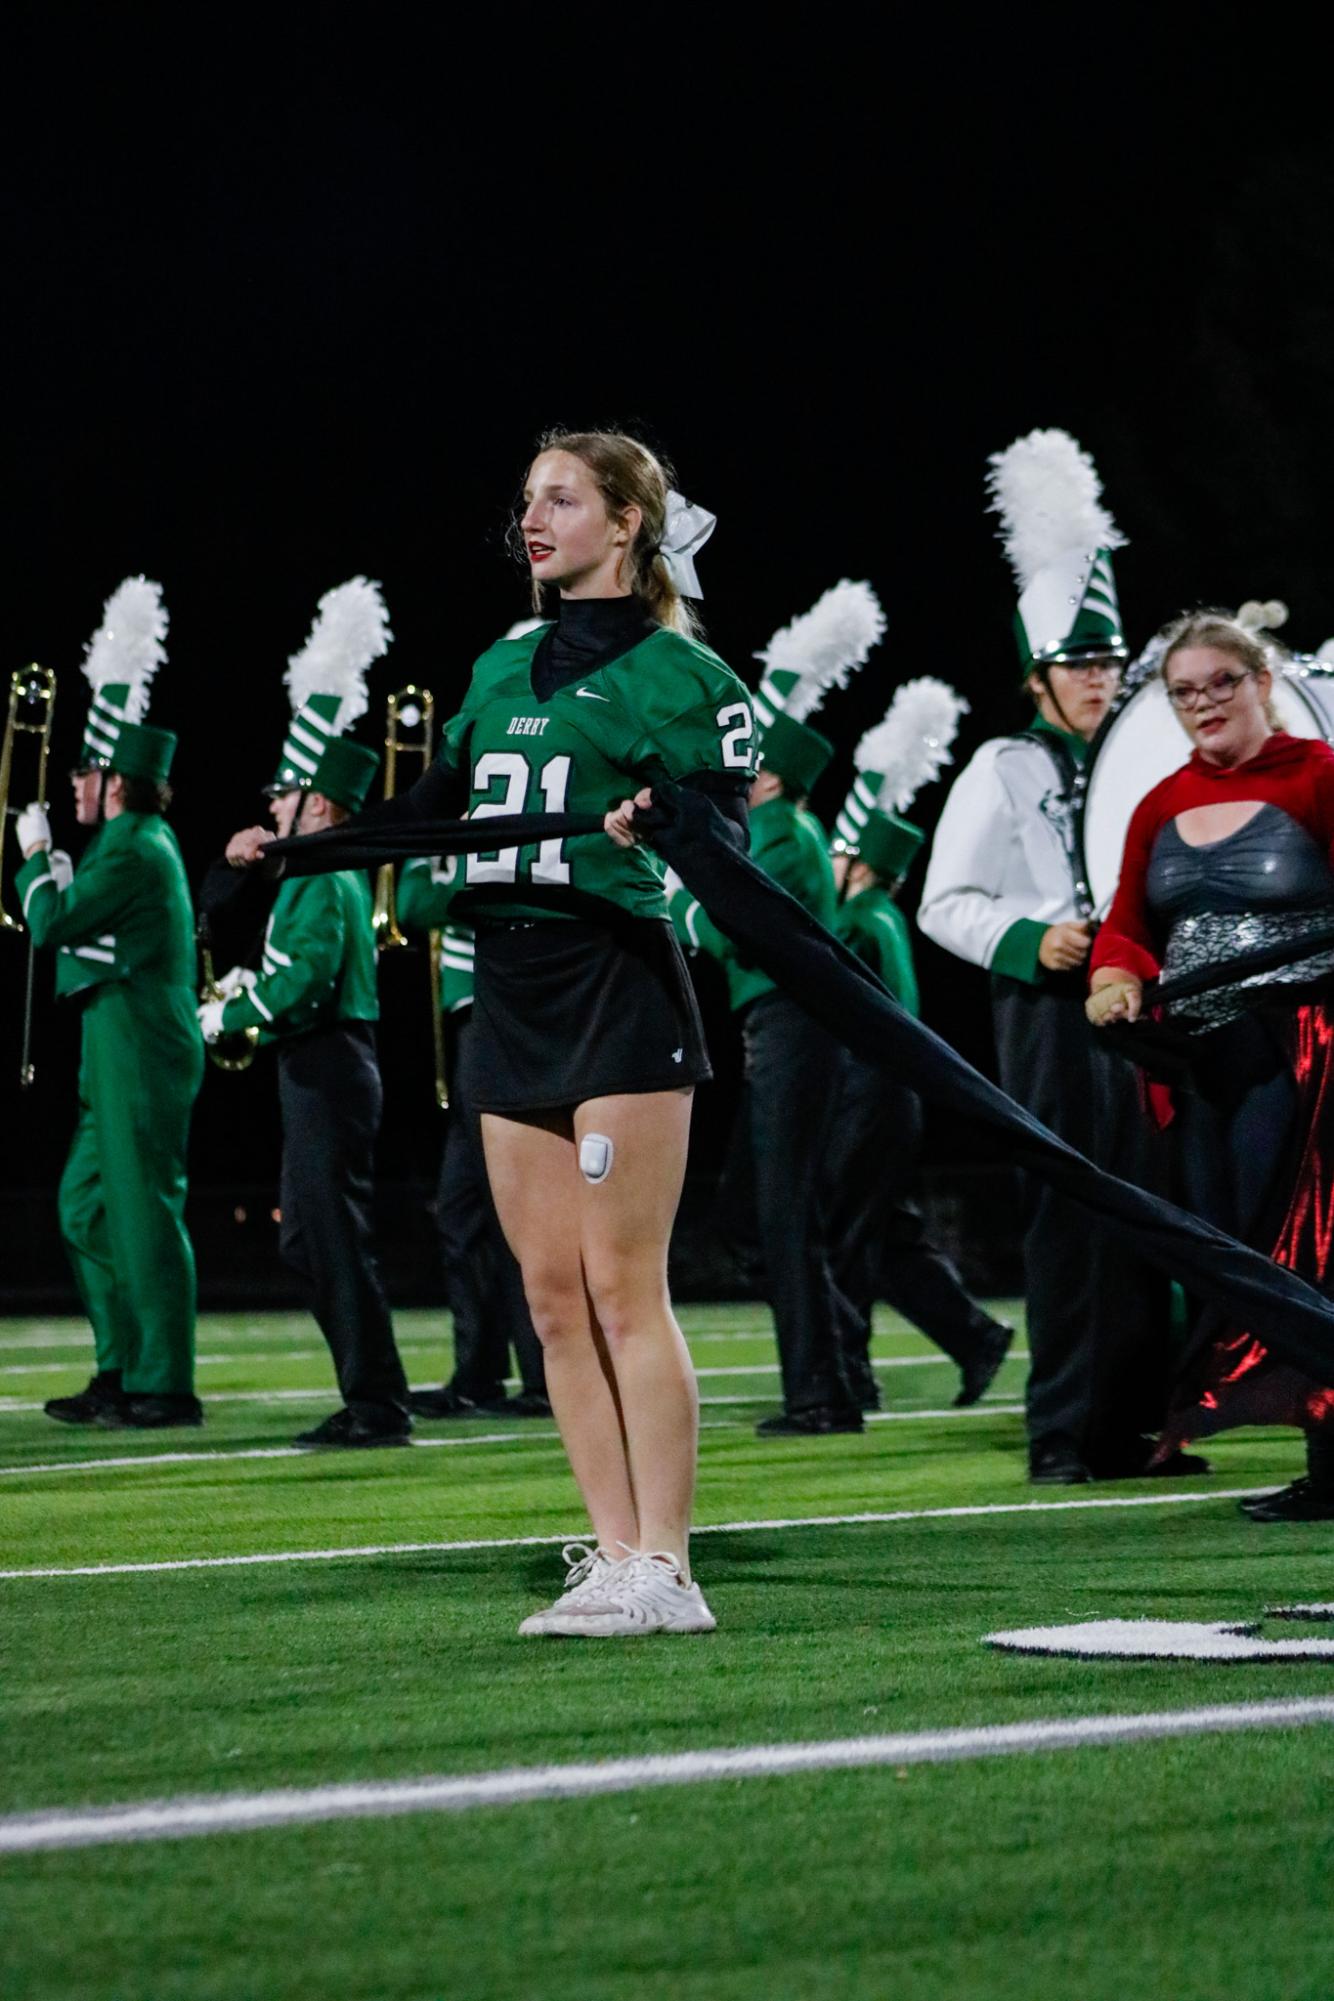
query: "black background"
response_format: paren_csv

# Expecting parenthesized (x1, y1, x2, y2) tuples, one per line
(4, 8, 1333, 1279)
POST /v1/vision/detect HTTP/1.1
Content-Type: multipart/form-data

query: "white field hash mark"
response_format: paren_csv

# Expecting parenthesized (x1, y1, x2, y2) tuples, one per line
(3, 1697, 1332, 1855)
(0, 1488, 1276, 1581)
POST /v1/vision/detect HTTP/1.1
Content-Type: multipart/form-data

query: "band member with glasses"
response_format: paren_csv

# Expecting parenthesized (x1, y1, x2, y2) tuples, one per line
(919, 429, 1181, 1485)
(1088, 609, 1334, 1520)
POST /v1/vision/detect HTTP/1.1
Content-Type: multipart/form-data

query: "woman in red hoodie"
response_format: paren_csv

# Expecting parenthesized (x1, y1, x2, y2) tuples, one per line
(1088, 611, 1334, 1519)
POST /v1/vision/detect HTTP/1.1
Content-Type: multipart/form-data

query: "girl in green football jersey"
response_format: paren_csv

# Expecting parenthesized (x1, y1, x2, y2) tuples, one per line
(475, 431, 754, 1636)
(238, 431, 754, 1633)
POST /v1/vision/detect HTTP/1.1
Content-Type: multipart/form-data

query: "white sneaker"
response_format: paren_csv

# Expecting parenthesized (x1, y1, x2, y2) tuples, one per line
(518, 1543, 619, 1636)
(536, 1550, 717, 1637)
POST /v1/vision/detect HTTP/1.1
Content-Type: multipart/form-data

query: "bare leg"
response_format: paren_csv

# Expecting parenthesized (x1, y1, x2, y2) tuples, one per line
(575, 1090, 698, 1575)
(481, 1111, 638, 1554)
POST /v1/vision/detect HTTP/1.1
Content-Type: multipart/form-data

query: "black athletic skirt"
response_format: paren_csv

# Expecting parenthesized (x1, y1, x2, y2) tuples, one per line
(469, 916, 711, 1113)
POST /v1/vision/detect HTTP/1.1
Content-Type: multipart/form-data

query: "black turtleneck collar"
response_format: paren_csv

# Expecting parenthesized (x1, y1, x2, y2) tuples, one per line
(531, 595, 658, 702)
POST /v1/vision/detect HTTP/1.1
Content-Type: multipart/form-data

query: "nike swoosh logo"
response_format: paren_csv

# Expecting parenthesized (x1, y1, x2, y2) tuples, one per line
(575, 687, 610, 701)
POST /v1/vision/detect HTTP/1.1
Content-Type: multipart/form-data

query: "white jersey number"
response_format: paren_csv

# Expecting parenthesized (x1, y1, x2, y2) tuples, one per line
(466, 752, 572, 887)
(717, 701, 755, 770)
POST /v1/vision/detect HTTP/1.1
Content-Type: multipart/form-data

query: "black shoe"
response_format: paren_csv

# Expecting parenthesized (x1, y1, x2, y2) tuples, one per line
(294, 1408, 411, 1449)
(1090, 1435, 1211, 1480)
(478, 1392, 554, 1419)
(954, 1322, 1015, 1408)
(44, 1372, 129, 1426)
(756, 1405, 864, 1437)
(842, 1361, 882, 1413)
(408, 1386, 486, 1419)
(1029, 1438, 1092, 1485)
(1239, 1477, 1334, 1523)
(116, 1394, 204, 1430)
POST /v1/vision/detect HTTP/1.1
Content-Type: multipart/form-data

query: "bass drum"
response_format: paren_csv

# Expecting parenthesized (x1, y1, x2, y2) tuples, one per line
(1080, 662, 1334, 918)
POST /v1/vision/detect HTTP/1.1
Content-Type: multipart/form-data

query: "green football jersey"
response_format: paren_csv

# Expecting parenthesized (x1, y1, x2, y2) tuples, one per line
(437, 623, 757, 923)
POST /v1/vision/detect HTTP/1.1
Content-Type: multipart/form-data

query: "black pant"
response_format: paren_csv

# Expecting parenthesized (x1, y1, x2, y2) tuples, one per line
(991, 976, 1171, 1459)
(436, 1015, 545, 1400)
(824, 1053, 999, 1382)
(722, 991, 856, 1415)
(277, 1023, 408, 1425)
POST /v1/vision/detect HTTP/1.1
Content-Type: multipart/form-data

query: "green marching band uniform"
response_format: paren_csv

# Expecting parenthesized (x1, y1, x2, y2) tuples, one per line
(20, 601, 203, 1420)
(394, 858, 548, 1414)
(825, 777, 1011, 1410)
(670, 704, 866, 1432)
(209, 580, 411, 1447)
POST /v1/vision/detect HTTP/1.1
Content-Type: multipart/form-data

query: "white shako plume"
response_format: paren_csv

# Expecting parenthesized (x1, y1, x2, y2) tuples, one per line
(82, 575, 168, 720)
(986, 429, 1125, 591)
(753, 579, 886, 726)
(834, 677, 968, 847)
(285, 576, 392, 734)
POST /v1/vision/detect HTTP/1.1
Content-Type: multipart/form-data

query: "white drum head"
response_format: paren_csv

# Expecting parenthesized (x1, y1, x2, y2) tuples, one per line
(1081, 669, 1329, 917)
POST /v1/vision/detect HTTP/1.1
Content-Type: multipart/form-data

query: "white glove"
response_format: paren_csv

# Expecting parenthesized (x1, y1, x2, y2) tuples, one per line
(214, 965, 257, 999)
(49, 850, 73, 892)
(16, 803, 51, 857)
(197, 998, 228, 1044)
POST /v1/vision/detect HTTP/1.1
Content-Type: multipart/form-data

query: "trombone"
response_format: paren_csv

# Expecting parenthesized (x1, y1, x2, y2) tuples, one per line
(197, 916, 261, 1073)
(372, 686, 435, 951)
(1, 664, 57, 1088)
(371, 685, 448, 1108)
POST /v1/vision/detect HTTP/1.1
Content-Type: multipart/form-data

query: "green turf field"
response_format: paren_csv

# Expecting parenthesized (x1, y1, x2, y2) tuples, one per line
(4, 1304, 1334, 2001)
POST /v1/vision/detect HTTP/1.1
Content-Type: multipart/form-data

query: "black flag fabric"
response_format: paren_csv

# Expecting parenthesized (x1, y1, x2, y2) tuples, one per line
(264, 784, 1334, 1379)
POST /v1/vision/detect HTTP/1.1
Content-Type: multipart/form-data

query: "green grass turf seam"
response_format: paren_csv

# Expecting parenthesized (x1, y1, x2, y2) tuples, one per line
(0, 1486, 1270, 1580)
(4, 1696, 1333, 1855)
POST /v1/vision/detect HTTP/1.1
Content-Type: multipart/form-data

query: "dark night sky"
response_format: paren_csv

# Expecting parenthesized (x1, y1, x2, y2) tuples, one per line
(5, 7, 1334, 1213)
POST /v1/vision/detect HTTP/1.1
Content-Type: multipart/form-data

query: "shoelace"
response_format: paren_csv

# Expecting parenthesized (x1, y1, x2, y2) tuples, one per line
(559, 1542, 606, 1593)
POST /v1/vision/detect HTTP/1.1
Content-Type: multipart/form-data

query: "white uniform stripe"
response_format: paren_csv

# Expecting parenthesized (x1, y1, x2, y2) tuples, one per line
(247, 987, 274, 1022)
(21, 871, 54, 917)
(71, 946, 115, 964)
(4, 1698, 1331, 1853)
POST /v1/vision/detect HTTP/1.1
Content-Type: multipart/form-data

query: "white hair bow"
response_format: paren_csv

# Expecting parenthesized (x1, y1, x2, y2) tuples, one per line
(658, 490, 716, 599)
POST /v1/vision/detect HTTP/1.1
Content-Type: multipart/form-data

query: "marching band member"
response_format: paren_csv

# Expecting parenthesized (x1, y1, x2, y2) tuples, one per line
(206, 580, 412, 1450)
(919, 431, 1185, 1484)
(18, 579, 204, 1428)
(1088, 608, 1334, 1519)
(395, 853, 550, 1418)
(671, 583, 886, 1436)
(826, 680, 1012, 1409)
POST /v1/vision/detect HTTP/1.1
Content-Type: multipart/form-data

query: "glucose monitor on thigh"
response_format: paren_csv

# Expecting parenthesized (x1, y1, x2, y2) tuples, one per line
(579, 1134, 614, 1184)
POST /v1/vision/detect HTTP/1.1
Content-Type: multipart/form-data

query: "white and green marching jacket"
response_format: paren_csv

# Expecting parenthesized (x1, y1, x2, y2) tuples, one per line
(220, 872, 380, 1043)
(16, 813, 195, 999)
(395, 855, 475, 1013)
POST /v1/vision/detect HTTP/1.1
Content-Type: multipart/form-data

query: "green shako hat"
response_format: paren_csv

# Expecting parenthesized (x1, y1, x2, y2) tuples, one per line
(760, 710, 835, 795)
(269, 576, 391, 801)
(986, 429, 1128, 674)
(77, 576, 169, 770)
(832, 676, 968, 880)
(110, 722, 176, 786)
(857, 810, 924, 881)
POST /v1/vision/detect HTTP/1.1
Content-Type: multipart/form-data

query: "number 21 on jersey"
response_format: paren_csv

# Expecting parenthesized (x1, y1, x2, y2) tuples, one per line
(467, 752, 571, 885)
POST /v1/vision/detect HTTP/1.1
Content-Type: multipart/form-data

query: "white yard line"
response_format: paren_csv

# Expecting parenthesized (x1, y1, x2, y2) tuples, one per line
(2, 1695, 1328, 1855)
(0, 1488, 1264, 1582)
(0, 1349, 1027, 1390)
(0, 1404, 1028, 1480)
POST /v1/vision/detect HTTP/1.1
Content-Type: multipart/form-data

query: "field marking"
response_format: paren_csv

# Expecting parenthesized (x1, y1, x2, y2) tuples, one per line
(0, 1404, 1028, 1480)
(3, 1696, 1330, 1855)
(0, 1487, 1269, 1581)
(0, 1350, 1026, 1387)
